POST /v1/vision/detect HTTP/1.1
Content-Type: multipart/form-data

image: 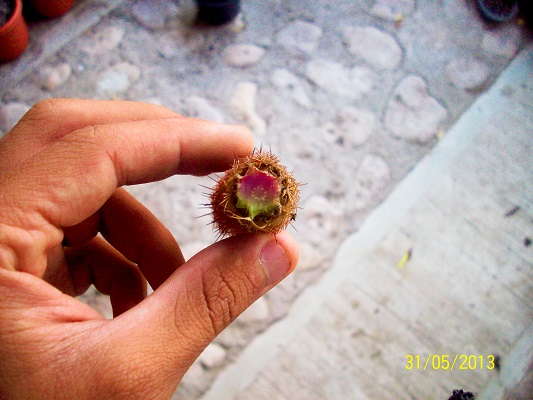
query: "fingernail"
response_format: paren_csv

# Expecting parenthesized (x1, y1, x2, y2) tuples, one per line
(260, 240, 290, 286)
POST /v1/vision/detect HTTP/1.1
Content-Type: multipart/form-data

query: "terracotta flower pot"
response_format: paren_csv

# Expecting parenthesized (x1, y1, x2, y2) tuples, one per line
(29, 0, 74, 19)
(0, 0, 28, 62)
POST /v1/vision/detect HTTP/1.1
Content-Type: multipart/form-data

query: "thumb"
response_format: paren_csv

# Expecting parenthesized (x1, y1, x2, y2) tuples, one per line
(102, 232, 298, 397)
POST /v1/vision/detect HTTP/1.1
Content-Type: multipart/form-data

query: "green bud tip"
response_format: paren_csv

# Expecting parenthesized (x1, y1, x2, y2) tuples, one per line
(235, 166, 281, 220)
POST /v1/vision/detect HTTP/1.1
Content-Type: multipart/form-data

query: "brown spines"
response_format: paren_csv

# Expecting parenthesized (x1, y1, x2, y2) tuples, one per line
(210, 149, 300, 237)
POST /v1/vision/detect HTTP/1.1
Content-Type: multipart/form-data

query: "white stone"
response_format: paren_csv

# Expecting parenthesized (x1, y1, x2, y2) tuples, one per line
(270, 68, 297, 88)
(227, 11, 246, 34)
(276, 20, 323, 54)
(302, 195, 343, 237)
(132, 0, 178, 30)
(371, 0, 415, 20)
(0, 102, 30, 135)
(197, 343, 227, 368)
(215, 325, 248, 348)
(351, 155, 391, 210)
(384, 75, 447, 143)
(482, 24, 521, 58)
(185, 96, 224, 123)
(343, 26, 402, 70)
(445, 58, 490, 90)
(41, 63, 72, 91)
(328, 107, 376, 147)
(305, 59, 374, 99)
(83, 26, 124, 54)
(281, 127, 322, 161)
(157, 26, 206, 58)
(271, 68, 311, 108)
(297, 242, 323, 271)
(181, 361, 205, 386)
(223, 44, 265, 67)
(230, 81, 267, 136)
(237, 297, 270, 323)
(97, 63, 141, 97)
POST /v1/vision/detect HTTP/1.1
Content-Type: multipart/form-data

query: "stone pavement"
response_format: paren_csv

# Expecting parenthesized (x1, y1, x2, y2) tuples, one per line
(0, 1, 531, 398)
(199, 44, 533, 400)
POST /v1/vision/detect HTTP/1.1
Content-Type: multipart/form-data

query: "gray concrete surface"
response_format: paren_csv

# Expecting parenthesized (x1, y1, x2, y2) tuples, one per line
(200, 43, 533, 400)
(1, 0, 532, 398)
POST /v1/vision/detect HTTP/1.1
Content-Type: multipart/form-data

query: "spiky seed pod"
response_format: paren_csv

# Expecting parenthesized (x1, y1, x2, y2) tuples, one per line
(210, 149, 300, 237)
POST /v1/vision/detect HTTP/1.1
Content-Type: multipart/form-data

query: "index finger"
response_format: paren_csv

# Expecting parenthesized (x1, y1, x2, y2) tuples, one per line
(0, 116, 252, 247)
(0, 99, 182, 172)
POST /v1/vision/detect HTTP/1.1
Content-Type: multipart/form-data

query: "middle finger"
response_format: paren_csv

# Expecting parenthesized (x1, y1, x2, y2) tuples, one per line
(64, 188, 185, 290)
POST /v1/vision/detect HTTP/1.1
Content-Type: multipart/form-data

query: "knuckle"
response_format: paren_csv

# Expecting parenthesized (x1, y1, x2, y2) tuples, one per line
(23, 98, 68, 122)
(62, 125, 120, 180)
(74, 124, 124, 183)
(16, 99, 76, 141)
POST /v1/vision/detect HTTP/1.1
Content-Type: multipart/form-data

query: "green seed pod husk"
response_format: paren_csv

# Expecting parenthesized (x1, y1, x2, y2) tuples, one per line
(210, 149, 300, 237)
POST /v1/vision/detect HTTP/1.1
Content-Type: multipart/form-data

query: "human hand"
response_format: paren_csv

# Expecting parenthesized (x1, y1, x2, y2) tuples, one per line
(0, 99, 298, 399)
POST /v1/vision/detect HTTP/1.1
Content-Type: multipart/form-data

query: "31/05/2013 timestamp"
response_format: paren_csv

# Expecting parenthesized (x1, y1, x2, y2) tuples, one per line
(405, 354, 498, 371)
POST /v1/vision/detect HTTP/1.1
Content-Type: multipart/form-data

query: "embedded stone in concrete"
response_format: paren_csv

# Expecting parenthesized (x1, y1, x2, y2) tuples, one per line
(233, 12, 248, 33)
(271, 68, 311, 108)
(132, 0, 178, 30)
(276, 20, 323, 54)
(343, 26, 402, 70)
(223, 44, 265, 67)
(336, 106, 376, 147)
(97, 63, 141, 97)
(482, 24, 521, 58)
(181, 361, 205, 387)
(198, 343, 227, 369)
(270, 68, 296, 88)
(83, 26, 125, 54)
(385, 75, 447, 143)
(237, 297, 270, 323)
(351, 154, 390, 210)
(0, 102, 30, 135)
(215, 325, 249, 349)
(185, 96, 224, 123)
(302, 195, 343, 237)
(371, 0, 415, 20)
(297, 242, 323, 271)
(41, 63, 72, 91)
(230, 81, 266, 136)
(281, 128, 323, 161)
(445, 58, 490, 90)
(305, 59, 374, 99)
(156, 28, 206, 58)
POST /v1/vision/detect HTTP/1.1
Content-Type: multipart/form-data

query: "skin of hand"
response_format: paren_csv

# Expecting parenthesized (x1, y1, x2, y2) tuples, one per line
(0, 99, 299, 399)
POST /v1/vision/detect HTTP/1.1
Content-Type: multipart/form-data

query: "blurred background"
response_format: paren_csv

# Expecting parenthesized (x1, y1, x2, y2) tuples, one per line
(1, 0, 532, 399)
